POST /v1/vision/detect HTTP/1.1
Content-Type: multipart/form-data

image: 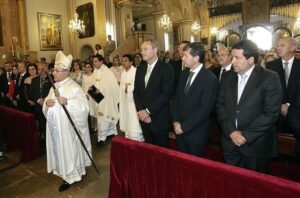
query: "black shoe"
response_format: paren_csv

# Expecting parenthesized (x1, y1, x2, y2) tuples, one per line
(96, 140, 106, 147)
(58, 181, 70, 192)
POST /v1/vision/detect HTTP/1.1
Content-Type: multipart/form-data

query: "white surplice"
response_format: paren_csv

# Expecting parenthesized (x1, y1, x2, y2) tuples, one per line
(119, 67, 144, 141)
(93, 64, 120, 141)
(43, 77, 92, 184)
(82, 74, 97, 117)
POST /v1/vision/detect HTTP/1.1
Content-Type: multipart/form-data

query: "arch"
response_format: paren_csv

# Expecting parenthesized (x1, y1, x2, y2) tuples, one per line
(241, 25, 272, 50)
(79, 44, 94, 60)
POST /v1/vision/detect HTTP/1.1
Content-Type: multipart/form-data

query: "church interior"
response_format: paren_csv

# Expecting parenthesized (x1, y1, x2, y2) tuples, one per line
(1, 0, 300, 197)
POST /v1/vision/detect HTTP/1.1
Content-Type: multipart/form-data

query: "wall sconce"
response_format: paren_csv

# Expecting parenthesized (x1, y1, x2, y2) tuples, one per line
(158, 14, 172, 32)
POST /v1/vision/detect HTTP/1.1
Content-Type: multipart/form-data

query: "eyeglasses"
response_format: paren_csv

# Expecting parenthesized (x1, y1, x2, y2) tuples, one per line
(53, 70, 66, 73)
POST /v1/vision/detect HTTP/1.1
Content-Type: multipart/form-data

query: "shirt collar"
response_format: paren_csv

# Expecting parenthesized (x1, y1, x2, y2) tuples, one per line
(282, 56, 294, 65)
(239, 64, 255, 78)
(148, 58, 158, 70)
(190, 63, 203, 75)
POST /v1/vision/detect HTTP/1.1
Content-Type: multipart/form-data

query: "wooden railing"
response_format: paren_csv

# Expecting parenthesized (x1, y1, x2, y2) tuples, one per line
(169, 123, 297, 157)
(110, 31, 155, 59)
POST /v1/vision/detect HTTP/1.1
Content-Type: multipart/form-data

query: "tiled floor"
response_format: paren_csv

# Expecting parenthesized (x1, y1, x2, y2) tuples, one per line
(0, 132, 112, 198)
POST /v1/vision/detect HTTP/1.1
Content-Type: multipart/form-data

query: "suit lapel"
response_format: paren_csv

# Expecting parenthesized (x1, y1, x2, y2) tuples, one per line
(287, 59, 299, 88)
(140, 64, 147, 91)
(229, 72, 238, 104)
(185, 67, 204, 96)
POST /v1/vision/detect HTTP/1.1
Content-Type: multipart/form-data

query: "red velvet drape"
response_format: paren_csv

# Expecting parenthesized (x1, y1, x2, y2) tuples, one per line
(109, 136, 300, 198)
(0, 105, 40, 162)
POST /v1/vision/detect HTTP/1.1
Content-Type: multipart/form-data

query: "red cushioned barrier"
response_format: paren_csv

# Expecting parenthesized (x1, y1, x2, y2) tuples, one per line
(0, 105, 41, 162)
(109, 136, 300, 198)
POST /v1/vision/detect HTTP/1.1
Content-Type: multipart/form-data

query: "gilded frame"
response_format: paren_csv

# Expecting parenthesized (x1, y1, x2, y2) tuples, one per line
(37, 12, 63, 51)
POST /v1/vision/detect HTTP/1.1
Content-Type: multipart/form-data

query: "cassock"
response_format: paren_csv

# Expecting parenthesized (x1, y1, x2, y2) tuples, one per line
(93, 64, 120, 141)
(119, 67, 143, 141)
(43, 77, 92, 184)
(82, 74, 97, 117)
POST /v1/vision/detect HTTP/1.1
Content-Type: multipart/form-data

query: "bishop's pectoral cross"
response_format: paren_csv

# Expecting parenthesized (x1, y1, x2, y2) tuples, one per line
(125, 83, 131, 93)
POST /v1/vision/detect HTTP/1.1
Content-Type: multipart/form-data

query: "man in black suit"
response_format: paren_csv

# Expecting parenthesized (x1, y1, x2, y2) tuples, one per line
(266, 37, 300, 156)
(210, 47, 233, 82)
(29, 63, 51, 151)
(216, 40, 282, 173)
(13, 62, 29, 111)
(172, 42, 218, 156)
(171, 41, 190, 87)
(133, 39, 175, 147)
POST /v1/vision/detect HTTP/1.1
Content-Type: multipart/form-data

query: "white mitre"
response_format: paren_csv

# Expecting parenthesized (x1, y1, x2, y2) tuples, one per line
(54, 51, 73, 70)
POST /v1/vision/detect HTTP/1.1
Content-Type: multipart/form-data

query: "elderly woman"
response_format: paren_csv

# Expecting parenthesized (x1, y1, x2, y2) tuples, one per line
(70, 60, 84, 86)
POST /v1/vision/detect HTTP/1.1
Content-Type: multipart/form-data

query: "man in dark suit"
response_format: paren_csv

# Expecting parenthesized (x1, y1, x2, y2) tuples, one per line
(172, 42, 218, 156)
(29, 63, 51, 152)
(210, 47, 233, 82)
(13, 62, 29, 111)
(216, 40, 282, 173)
(266, 37, 300, 156)
(172, 41, 191, 84)
(133, 39, 175, 147)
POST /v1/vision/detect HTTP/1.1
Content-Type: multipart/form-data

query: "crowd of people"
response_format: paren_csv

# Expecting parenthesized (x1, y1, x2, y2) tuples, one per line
(0, 36, 300, 192)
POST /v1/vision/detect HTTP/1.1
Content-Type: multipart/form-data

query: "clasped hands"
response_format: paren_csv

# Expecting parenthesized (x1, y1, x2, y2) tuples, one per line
(138, 110, 151, 124)
(46, 97, 68, 107)
(173, 122, 183, 135)
(230, 130, 246, 147)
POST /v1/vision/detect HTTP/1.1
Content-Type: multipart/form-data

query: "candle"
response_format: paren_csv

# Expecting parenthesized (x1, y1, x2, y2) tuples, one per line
(11, 45, 15, 56)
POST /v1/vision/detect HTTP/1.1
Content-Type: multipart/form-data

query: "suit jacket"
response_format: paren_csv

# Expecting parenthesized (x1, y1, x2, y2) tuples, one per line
(169, 59, 182, 87)
(29, 75, 52, 104)
(209, 65, 234, 81)
(13, 72, 29, 105)
(266, 58, 300, 129)
(133, 60, 175, 131)
(216, 65, 282, 157)
(172, 66, 219, 144)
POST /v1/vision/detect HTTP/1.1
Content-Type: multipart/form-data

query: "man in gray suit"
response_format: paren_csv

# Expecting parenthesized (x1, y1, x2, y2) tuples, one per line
(216, 40, 282, 173)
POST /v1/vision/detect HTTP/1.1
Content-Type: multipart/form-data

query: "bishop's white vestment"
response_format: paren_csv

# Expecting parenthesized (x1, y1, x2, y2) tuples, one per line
(43, 77, 92, 184)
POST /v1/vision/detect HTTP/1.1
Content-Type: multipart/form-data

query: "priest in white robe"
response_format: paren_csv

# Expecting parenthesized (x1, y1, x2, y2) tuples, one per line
(92, 54, 120, 146)
(119, 54, 143, 141)
(43, 51, 92, 192)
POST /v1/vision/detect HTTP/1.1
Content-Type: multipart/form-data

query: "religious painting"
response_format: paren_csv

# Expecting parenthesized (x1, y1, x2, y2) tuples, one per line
(38, 12, 63, 51)
(242, 0, 270, 24)
(0, 15, 3, 46)
(76, 3, 95, 38)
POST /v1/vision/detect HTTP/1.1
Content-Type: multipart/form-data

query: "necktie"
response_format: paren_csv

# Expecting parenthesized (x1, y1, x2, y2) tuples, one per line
(145, 66, 152, 87)
(220, 68, 226, 81)
(184, 71, 194, 94)
(237, 73, 247, 103)
(284, 62, 289, 85)
(18, 75, 23, 86)
(7, 72, 11, 80)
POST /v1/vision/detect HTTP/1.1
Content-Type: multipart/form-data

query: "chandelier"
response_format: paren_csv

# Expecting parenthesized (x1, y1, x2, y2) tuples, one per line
(68, 13, 85, 34)
(191, 21, 201, 34)
(158, 14, 172, 32)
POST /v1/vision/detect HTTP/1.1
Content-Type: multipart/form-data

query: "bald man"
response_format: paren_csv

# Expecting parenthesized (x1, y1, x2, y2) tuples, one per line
(210, 47, 233, 82)
(266, 37, 300, 156)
